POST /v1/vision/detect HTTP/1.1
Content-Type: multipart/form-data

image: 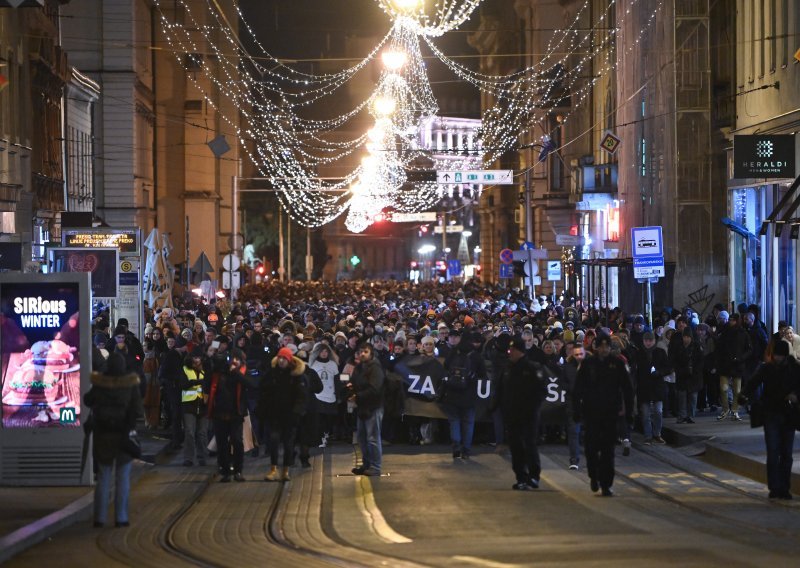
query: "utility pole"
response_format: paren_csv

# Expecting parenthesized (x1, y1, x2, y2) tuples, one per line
(278, 207, 285, 282)
(305, 226, 312, 281)
(287, 215, 292, 282)
(525, 165, 535, 300)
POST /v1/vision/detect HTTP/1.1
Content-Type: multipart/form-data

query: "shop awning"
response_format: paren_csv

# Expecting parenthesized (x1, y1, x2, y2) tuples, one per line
(721, 217, 759, 241)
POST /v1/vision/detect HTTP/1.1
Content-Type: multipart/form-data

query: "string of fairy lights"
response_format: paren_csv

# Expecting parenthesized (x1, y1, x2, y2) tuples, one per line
(153, 0, 664, 232)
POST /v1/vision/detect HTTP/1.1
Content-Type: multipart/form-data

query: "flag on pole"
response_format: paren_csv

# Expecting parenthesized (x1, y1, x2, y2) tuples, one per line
(142, 228, 174, 310)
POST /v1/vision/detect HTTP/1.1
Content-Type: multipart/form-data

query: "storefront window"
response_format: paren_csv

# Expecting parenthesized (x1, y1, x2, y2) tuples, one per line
(730, 188, 762, 308)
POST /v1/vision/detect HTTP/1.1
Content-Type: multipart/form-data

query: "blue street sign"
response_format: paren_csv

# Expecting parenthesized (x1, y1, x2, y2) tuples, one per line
(633, 256, 664, 267)
(631, 226, 664, 258)
(499, 263, 514, 279)
(520, 241, 535, 251)
(447, 259, 462, 276)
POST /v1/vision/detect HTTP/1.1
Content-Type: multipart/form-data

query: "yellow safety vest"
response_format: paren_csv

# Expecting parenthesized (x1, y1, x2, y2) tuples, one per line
(181, 367, 204, 403)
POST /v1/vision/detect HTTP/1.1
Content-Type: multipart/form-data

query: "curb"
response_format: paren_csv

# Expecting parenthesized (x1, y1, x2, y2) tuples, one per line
(0, 436, 172, 564)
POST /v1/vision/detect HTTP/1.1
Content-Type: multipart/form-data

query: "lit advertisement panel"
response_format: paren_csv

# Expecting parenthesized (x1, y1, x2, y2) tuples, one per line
(49, 247, 119, 300)
(0, 282, 82, 428)
(62, 228, 140, 257)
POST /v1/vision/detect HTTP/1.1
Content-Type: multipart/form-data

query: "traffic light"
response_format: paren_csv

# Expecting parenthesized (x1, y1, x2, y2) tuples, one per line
(512, 260, 528, 277)
(475, 264, 482, 278)
(418, 224, 429, 237)
(410, 261, 418, 269)
(569, 224, 579, 236)
(350, 255, 361, 267)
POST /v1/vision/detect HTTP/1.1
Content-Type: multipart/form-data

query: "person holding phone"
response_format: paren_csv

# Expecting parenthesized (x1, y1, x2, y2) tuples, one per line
(633, 332, 672, 445)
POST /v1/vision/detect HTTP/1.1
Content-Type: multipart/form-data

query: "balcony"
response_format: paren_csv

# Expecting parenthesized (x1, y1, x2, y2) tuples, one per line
(576, 163, 618, 193)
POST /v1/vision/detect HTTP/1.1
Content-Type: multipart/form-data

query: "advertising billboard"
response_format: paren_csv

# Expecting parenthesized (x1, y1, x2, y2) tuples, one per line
(0, 281, 83, 429)
(49, 247, 119, 300)
(61, 228, 141, 257)
(734, 135, 796, 179)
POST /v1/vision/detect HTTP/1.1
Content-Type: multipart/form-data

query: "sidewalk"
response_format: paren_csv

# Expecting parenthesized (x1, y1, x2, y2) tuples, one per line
(657, 409, 800, 494)
(0, 430, 170, 564)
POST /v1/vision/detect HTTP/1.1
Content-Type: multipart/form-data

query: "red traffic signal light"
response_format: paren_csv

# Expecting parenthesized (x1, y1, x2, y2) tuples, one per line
(410, 261, 418, 268)
(569, 225, 579, 236)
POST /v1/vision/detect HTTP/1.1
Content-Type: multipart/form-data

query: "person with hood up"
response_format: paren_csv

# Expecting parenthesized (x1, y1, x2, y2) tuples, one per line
(85, 352, 144, 528)
(260, 347, 308, 482)
(179, 353, 208, 467)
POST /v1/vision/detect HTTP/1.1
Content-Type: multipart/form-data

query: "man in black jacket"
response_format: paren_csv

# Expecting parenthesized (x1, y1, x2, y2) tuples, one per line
(573, 334, 634, 496)
(348, 343, 385, 476)
(495, 337, 548, 490)
(716, 312, 753, 421)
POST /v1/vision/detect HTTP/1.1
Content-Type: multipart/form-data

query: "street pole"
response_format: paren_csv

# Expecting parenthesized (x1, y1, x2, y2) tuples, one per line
(305, 226, 312, 281)
(525, 163, 535, 300)
(278, 206, 285, 282)
(185, 215, 190, 286)
(646, 279, 654, 329)
(287, 215, 292, 282)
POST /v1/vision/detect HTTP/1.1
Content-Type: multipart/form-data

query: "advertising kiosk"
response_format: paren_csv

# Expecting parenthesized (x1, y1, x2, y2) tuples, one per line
(0, 272, 92, 486)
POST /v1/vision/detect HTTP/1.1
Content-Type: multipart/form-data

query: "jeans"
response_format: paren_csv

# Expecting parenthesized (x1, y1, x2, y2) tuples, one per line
(94, 459, 132, 525)
(640, 401, 663, 439)
(213, 417, 244, 475)
(507, 415, 542, 483)
(357, 407, 384, 471)
(566, 411, 581, 464)
(183, 413, 209, 462)
(763, 413, 795, 495)
(677, 390, 698, 420)
(165, 386, 183, 444)
(444, 405, 476, 455)
(491, 407, 504, 445)
(719, 376, 742, 412)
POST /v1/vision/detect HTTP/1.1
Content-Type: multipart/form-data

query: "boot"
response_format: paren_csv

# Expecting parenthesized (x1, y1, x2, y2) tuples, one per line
(282, 466, 291, 482)
(264, 465, 280, 482)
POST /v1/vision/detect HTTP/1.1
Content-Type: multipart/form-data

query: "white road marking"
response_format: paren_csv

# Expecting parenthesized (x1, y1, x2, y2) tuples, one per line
(451, 555, 522, 568)
(354, 475, 412, 544)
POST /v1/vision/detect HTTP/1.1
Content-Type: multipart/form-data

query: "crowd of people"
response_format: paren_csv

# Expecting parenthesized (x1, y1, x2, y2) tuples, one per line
(84, 279, 800, 526)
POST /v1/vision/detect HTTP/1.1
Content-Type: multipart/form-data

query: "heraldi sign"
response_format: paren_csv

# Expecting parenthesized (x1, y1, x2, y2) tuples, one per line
(734, 135, 796, 179)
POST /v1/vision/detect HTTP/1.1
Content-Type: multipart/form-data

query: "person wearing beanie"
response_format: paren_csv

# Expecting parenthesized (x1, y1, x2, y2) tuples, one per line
(85, 352, 143, 528)
(633, 330, 671, 444)
(260, 347, 308, 482)
(672, 327, 704, 424)
(348, 342, 386, 476)
(309, 343, 341, 449)
(740, 338, 800, 499)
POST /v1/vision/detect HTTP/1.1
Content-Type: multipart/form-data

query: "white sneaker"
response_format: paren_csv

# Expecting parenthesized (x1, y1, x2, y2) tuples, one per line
(717, 410, 729, 420)
(732, 412, 742, 421)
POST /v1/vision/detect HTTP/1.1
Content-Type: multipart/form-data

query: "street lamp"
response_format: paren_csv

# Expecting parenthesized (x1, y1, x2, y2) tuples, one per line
(381, 49, 407, 71)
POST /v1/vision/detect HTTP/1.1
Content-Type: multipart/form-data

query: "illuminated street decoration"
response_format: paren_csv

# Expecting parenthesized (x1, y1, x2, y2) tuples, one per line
(153, 0, 664, 231)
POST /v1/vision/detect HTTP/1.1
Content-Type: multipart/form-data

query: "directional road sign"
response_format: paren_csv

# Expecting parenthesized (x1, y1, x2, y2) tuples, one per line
(391, 212, 438, 223)
(437, 170, 514, 185)
(512, 249, 548, 261)
(521, 241, 535, 250)
(499, 263, 514, 279)
(499, 248, 514, 264)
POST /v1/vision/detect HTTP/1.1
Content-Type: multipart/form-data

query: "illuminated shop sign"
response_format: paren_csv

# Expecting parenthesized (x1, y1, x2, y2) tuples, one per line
(62, 229, 140, 256)
(1, 281, 83, 429)
(49, 248, 119, 300)
(734, 135, 796, 179)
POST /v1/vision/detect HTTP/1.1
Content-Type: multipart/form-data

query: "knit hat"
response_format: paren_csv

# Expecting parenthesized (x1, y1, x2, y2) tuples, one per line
(643, 331, 655, 341)
(276, 347, 294, 362)
(718, 310, 730, 322)
(420, 335, 436, 346)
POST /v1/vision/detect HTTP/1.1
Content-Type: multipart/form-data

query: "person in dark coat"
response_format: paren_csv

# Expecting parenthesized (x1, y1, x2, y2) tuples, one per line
(634, 332, 672, 443)
(740, 340, 800, 499)
(672, 327, 704, 424)
(206, 347, 251, 482)
(158, 333, 185, 449)
(296, 364, 323, 468)
(562, 342, 588, 468)
(493, 337, 548, 490)
(348, 343, 385, 476)
(573, 334, 634, 496)
(442, 332, 480, 459)
(85, 352, 143, 528)
(259, 347, 308, 482)
(716, 312, 753, 421)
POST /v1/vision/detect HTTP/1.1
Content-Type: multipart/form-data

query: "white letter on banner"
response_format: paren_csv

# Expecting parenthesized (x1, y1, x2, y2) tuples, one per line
(420, 376, 436, 396)
(477, 379, 491, 399)
(408, 375, 421, 394)
(546, 378, 560, 403)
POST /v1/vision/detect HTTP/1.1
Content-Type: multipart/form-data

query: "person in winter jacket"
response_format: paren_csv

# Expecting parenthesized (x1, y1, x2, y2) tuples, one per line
(740, 340, 800, 499)
(442, 331, 480, 459)
(296, 364, 323, 468)
(716, 312, 753, 421)
(206, 347, 251, 482)
(85, 352, 143, 528)
(179, 353, 208, 466)
(493, 337, 548, 490)
(573, 334, 634, 496)
(672, 327, 704, 424)
(260, 347, 308, 482)
(562, 342, 588, 468)
(159, 333, 185, 449)
(348, 343, 385, 476)
(634, 332, 672, 443)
